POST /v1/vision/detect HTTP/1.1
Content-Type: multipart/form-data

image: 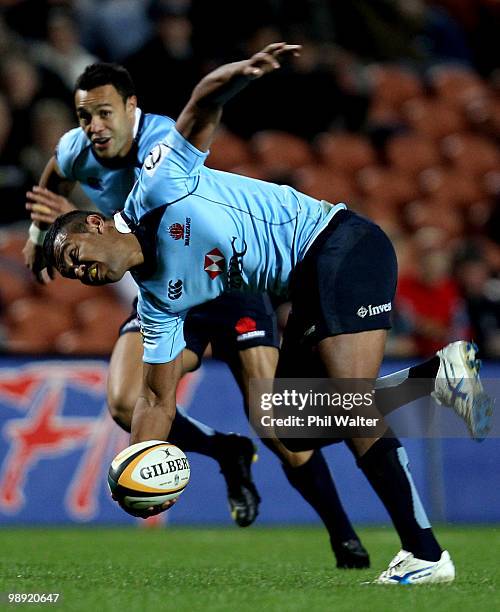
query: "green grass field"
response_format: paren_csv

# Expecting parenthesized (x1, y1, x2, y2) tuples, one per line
(0, 526, 498, 611)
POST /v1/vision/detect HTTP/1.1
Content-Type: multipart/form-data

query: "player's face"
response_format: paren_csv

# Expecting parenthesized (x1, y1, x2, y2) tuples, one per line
(74, 85, 137, 159)
(53, 225, 128, 286)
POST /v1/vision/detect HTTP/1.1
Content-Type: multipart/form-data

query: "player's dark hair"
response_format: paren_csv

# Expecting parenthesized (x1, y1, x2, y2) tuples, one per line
(43, 210, 101, 269)
(74, 63, 136, 103)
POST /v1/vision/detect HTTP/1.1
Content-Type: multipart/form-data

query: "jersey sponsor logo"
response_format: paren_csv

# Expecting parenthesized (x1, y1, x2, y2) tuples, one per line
(204, 248, 225, 279)
(144, 143, 168, 176)
(168, 218, 192, 245)
(227, 236, 247, 289)
(237, 330, 266, 342)
(168, 279, 183, 300)
(235, 317, 257, 334)
(86, 177, 103, 191)
(357, 302, 392, 318)
(169, 223, 184, 240)
(235, 317, 265, 341)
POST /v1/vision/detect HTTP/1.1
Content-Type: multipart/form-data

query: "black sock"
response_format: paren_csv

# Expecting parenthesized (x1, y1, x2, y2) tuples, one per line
(168, 406, 221, 458)
(409, 356, 440, 379)
(282, 450, 358, 545)
(375, 356, 440, 416)
(357, 438, 441, 562)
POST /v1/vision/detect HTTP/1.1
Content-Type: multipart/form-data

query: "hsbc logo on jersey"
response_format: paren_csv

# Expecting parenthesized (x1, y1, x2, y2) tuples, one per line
(204, 248, 225, 279)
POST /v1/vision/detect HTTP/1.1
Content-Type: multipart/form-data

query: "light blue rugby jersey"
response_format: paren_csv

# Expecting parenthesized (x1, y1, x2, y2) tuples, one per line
(55, 109, 175, 216)
(117, 127, 346, 364)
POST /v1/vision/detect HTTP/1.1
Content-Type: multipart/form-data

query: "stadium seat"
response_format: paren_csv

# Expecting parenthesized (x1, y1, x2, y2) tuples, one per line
(315, 132, 376, 175)
(292, 165, 358, 204)
(357, 166, 420, 208)
(36, 274, 111, 307)
(402, 98, 466, 140)
(419, 167, 485, 207)
(441, 134, 500, 176)
(0, 231, 27, 265)
(403, 198, 465, 237)
(5, 297, 74, 352)
(206, 128, 252, 171)
(230, 162, 270, 181)
(385, 133, 441, 176)
(251, 131, 314, 174)
(367, 65, 423, 109)
(0, 262, 33, 305)
(56, 296, 129, 355)
(428, 65, 488, 107)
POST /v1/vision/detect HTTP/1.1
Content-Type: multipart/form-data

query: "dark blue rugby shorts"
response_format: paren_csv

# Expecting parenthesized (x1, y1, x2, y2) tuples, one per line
(119, 293, 280, 362)
(289, 209, 398, 347)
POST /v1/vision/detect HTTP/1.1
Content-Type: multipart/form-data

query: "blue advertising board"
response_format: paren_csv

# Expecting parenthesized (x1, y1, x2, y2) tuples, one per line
(0, 356, 498, 525)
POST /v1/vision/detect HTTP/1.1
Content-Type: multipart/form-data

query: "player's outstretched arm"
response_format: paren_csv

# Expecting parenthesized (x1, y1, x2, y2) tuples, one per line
(130, 358, 183, 444)
(176, 42, 301, 152)
(22, 156, 76, 283)
(117, 357, 182, 518)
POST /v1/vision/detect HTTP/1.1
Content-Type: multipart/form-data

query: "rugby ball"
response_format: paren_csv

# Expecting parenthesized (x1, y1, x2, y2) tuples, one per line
(108, 440, 190, 510)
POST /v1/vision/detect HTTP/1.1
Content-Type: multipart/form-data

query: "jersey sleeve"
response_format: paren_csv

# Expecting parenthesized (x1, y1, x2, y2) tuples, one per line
(137, 291, 187, 363)
(124, 127, 210, 220)
(54, 128, 85, 181)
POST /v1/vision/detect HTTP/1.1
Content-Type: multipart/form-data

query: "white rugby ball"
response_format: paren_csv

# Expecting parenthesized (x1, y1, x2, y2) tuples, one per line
(108, 440, 190, 510)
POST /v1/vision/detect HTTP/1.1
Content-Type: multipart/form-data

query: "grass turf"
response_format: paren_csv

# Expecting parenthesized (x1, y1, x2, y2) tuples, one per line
(0, 526, 498, 611)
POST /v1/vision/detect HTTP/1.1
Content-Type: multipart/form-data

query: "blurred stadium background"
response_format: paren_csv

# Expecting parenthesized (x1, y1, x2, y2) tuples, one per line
(0, 0, 499, 532)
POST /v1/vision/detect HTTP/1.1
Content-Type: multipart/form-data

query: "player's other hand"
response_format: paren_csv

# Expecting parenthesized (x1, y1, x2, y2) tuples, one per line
(243, 42, 301, 80)
(112, 493, 178, 519)
(22, 238, 55, 285)
(26, 186, 75, 225)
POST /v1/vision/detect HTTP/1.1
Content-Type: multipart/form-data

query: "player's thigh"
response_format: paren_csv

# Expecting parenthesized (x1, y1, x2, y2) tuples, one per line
(318, 329, 387, 379)
(238, 345, 279, 397)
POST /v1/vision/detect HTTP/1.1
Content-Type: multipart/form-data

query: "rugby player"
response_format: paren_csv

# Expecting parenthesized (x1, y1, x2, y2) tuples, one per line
(23, 61, 371, 568)
(42, 43, 494, 583)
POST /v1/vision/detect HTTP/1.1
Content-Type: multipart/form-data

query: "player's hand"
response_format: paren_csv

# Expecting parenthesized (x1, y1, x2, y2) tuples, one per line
(112, 493, 178, 519)
(26, 186, 76, 224)
(22, 238, 55, 284)
(243, 42, 302, 80)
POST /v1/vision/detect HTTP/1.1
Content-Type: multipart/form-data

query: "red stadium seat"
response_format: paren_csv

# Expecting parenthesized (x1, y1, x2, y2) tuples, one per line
(385, 134, 441, 176)
(367, 65, 423, 109)
(402, 98, 466, 140)
(418, 167, 485, 207)
(36, 274, 112, 307)
(357, 166, 420, 208)
(5, 297, 74, 352)
(206, 128, 252, 171)
(230, 162, 270, 181)
(315, 132, 376, 175)
(0, 230, 27, 265)
(292, 166, 358, 204)
(0, 262, 33, 305)
(251, 131, 314, 174)
(428, 65, 488, 107)
(403, 198, 465, 237)
(441, 134, 500, 177)
(57, 296, 129, 355)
